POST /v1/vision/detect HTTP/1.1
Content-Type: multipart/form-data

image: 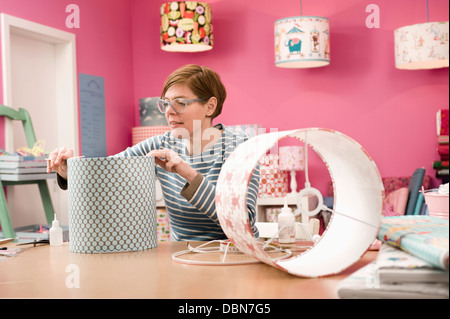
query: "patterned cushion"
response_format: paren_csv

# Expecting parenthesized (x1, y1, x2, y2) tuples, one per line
(383, 203, 398, 217)
(385, 187, 409, 216)
(328, 175, 431, 197)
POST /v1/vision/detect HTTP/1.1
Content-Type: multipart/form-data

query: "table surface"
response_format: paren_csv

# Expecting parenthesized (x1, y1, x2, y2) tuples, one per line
(0, 241, 377, 299)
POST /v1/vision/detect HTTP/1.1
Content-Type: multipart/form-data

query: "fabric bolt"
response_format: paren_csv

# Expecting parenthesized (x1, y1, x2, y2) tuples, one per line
(439, 109, 449, 135)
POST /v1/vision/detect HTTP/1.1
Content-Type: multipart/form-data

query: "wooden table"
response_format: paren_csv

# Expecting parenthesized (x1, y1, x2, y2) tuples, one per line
(0, 241, 377, 299)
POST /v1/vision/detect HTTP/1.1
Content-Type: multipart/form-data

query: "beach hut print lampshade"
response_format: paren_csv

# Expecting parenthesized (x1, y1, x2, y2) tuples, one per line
(160, 1, 213, 52)
(275, 16, 330, 68)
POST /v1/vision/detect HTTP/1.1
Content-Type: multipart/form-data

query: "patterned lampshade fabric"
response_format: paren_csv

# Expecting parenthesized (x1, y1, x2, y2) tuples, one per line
(68, 157, 158, 253)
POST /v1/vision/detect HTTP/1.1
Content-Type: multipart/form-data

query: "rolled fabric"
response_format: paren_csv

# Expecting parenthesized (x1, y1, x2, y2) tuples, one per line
(67, 156, 158, 253)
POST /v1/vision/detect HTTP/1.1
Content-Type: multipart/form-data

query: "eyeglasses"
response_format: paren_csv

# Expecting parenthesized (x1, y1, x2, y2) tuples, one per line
(157, 98, 206, 114)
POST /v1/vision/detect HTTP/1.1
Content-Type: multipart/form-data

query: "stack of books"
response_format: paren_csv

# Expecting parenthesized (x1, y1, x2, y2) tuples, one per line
(434, 109, 449, 183)
(337, 216, 449, 298)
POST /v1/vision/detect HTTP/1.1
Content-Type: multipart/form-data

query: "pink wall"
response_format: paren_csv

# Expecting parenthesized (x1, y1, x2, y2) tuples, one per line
(1, 0, 449, 195)
(0, 0, 135, 157)
(131, 0, 449, 193)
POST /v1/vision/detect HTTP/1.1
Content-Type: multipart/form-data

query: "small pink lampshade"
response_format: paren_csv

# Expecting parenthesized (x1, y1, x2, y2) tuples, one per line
(279, 146, 305, 171)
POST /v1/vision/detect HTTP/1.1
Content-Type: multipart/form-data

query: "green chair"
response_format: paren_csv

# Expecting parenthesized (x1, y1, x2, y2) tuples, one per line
(0, 105, 55, 240)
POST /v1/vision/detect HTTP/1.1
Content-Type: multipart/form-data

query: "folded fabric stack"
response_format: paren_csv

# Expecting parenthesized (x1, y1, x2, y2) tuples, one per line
(434, 109, 449, 183)
(337, 215, 449, 298)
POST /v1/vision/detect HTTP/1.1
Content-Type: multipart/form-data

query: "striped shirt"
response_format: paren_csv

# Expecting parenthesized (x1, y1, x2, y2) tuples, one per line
(115, 124, 260, 241)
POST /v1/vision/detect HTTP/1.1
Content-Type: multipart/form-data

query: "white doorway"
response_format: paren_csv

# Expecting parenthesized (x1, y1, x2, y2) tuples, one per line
(1, 13, 78, 227)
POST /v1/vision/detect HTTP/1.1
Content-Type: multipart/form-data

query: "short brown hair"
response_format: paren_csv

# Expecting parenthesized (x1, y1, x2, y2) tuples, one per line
(161, 64, 226, 119)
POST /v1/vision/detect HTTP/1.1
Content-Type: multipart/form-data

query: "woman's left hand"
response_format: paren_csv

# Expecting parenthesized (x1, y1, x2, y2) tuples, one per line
(148, 148, 183, 173)
(147, 148, 198, 183)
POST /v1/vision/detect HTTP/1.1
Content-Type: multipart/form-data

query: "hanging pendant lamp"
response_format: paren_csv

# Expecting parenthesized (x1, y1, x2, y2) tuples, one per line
(275, 1, 330, 68)
(160, 1, 213, 52)
(394, 1, 449, 70)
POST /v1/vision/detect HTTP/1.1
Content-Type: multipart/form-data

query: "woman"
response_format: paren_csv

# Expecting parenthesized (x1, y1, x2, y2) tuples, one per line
(47, 64, 260, 241)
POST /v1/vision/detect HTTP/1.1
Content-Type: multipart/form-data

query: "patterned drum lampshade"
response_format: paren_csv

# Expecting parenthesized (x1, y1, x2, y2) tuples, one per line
(279, 146, 305, 171)
(160, 1, 213, 52)
(216, 128, 384, 277)
(68, 157, 158, 253)
(275, 16, 330, 68)
(394, 21, 449, 70)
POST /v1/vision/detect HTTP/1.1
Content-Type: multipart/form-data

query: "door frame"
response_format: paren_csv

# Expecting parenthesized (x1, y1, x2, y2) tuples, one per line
(1, 13, 79, 154)
(1, 13, 79, 225)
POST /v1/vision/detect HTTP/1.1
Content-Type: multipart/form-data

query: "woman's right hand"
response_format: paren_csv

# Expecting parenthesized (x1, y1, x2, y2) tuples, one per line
(46, 147, 74, 179)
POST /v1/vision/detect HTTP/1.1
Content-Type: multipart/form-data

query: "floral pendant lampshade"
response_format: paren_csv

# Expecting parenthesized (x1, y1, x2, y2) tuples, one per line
(160, 1, 213, 52)
(275, 16, 330, 68)
(394, 21, 449, 70)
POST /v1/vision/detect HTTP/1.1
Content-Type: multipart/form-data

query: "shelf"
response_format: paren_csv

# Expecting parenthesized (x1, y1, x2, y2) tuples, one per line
(256, 196, 299, 222)
(0, 172, 56, 181)
(257, 196, 297, 206)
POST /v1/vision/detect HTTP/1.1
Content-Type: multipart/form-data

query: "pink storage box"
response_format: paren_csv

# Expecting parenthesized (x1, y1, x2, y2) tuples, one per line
(132, 126, 169, 145)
